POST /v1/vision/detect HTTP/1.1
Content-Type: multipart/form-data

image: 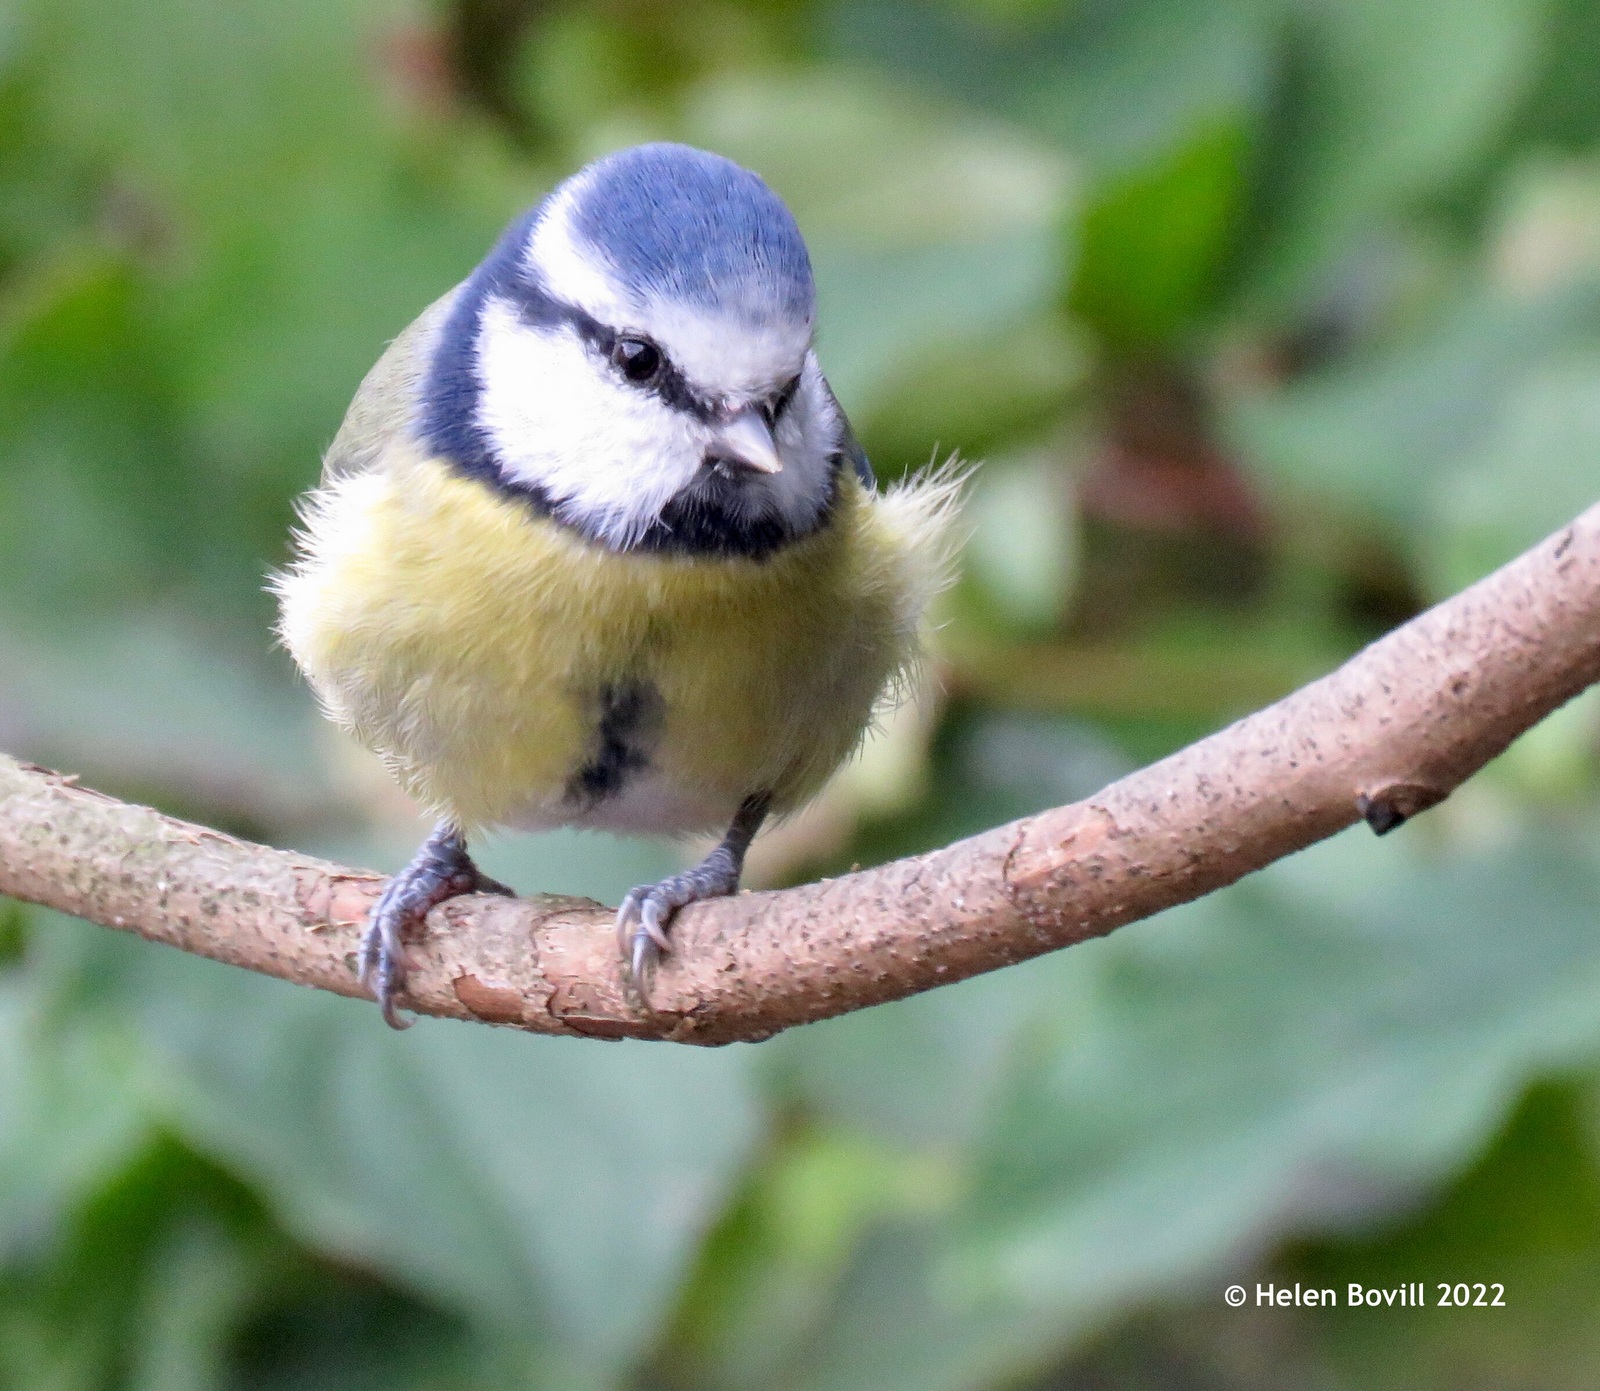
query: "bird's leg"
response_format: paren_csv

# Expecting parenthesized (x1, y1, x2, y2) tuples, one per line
(617, 793, 770, 984)
(361, 819, 514, 1030)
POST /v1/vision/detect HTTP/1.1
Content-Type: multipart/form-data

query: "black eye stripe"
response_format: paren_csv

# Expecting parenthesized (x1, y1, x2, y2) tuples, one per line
(604, 334, 709, 419)
(499, 272, 720, 419)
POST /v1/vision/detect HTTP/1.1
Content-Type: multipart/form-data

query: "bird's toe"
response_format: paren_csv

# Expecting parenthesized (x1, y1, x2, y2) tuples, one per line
(359, 893, 416, 1031)
(616, 866, 740, 987)
(361, 823, 512, 1029)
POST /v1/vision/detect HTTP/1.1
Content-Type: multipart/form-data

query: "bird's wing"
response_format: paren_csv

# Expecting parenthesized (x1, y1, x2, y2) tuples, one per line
(321, 284, 465, 485)
(822, 377, 875, 491)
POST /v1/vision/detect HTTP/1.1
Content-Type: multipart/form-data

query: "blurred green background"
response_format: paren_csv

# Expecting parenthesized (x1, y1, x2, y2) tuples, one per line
(4, 0, 1600, 1385)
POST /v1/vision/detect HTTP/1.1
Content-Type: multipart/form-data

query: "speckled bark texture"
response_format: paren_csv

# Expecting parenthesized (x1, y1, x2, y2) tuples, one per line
(4, 503, 1599, 1045)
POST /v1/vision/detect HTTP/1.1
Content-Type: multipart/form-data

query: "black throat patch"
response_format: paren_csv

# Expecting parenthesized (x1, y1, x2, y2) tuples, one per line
(614, 459, 838, 560)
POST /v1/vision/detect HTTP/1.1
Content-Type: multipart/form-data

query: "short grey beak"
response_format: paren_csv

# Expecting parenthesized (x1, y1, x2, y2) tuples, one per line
(709, 407, 784, 475)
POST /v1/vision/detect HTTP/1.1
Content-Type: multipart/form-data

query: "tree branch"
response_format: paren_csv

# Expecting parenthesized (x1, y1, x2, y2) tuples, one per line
(4, 503, 1599, 1045)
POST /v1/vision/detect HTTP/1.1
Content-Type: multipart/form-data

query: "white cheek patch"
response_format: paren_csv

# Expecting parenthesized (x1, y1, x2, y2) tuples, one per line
(473, 297, 702, 547)
(475, 305, 841, 550)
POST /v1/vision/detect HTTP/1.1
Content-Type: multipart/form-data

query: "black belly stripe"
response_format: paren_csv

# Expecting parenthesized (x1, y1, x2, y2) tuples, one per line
(566, 680, 664, 806)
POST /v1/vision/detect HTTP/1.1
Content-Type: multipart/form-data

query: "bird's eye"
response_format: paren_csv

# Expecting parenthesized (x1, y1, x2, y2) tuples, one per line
(614, 338, 662, 383)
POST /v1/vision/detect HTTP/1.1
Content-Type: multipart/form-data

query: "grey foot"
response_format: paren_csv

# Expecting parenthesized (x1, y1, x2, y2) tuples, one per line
(616, 793, 769, 984)
(361, 821, 513, 1030)
(616, 860, 743, 983)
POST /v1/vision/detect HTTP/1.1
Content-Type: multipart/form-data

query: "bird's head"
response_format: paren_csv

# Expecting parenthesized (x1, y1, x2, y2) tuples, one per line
(424, 143, 857, 556)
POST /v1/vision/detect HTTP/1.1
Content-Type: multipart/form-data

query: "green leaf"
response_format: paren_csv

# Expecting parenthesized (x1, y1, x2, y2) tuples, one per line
(1294, 1082, 1600, 1388)
(1046, 1080, 1600, 1385)
(0, 610, 335, 833)
(831, 0, 1274, 181)
(961, 449, 1079, 633)
(663, 1129, 954, 1391)
(1246, 0, 1548, 308)
(962, 826, 1600, 1319)
(0, 931, 157, 1256)
(1423, 350, 1600, 597)
(1503, 0, 1600, 151)
(758, 819, 1600, 1390)
(831, 0, 1270, 350)
(1227, 279, 1600, 524)
(85, 929, 761, 1381)
(1072, 119, 1251, 350)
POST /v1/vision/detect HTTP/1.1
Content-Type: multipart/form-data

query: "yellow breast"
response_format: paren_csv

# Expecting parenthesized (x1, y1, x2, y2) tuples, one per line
(276, 446, 956, 833)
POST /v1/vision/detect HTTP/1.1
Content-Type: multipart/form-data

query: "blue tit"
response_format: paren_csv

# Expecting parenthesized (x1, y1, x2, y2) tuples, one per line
(275, 142, 961, 1027)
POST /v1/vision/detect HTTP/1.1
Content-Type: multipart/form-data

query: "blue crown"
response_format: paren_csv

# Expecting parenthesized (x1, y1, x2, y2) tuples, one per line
(566, 143, 814, 322)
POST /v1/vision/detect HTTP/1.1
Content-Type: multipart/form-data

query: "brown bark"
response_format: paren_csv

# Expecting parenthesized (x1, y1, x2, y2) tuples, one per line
(3, 503, 1599, 1045)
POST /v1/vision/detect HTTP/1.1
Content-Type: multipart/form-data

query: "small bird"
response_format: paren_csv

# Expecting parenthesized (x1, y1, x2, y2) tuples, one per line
(275, 142, 960, 1027)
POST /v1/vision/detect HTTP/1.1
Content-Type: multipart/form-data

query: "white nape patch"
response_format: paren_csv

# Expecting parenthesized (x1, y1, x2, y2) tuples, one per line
(525, 176, 813, 403)
(473, 299, 839, 549)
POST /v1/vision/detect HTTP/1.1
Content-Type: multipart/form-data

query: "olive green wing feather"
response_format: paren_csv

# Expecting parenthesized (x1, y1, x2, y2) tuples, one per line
(321, 285, 464, 484)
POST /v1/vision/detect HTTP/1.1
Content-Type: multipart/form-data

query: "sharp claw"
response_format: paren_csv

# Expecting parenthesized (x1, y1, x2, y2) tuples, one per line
(615, 892, 642, 955)
(363, 921, 406, 1027)
(360, 915, 413, 1029)
(617, 888, 673, 985)
(612, 796, 765, 984)
(640, 897, 672, 952)
(378, 987, 414, 1030)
